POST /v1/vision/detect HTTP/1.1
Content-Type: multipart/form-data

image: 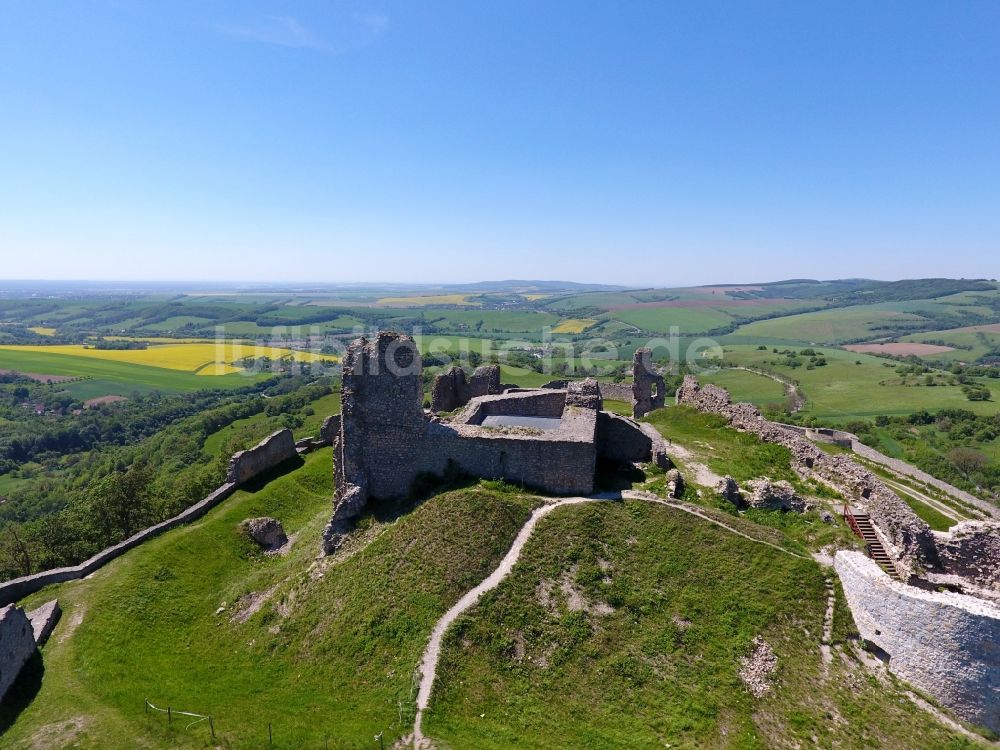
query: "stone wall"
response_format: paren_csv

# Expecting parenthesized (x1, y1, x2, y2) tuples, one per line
(632, 348, 666, 418)
(596, 411, 667, 467)
(0, 604, 36, 702)
(324, 333, 659, 553)
(226, 429, 297, 485)
(430, 364, 502, 413)
(777, 423, 998, 520)
(835, 551, 1000, 733)
(0, 432, 330, 607)
(934, 522, 1000, 591)
(676, 376, 938, 573)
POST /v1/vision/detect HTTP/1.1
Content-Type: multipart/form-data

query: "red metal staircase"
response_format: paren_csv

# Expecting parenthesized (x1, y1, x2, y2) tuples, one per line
(843, 505, 900, 580)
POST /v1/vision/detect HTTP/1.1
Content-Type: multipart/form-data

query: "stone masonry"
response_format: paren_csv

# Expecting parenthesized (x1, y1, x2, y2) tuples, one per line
(226, 429, 297, 485)
(836, 551, 1000, 733)
(322, 332, 672, 553)
(430, 364, 502, 413)
(632, 348, 666, 419)
(0, 603, 36, 702)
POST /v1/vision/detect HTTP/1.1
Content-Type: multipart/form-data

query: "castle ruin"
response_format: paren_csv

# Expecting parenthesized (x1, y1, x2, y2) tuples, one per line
(322, 332, 671, 552)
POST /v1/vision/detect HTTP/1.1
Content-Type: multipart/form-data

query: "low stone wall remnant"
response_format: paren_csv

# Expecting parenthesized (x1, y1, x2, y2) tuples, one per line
(226, 429, 297, 484)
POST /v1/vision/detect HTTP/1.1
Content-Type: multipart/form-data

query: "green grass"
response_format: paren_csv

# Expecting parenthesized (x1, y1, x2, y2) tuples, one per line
(734, 305, 931, 344)
(0, 348, 264, 396)
(2, 453, 543, 749)
(883, 484, 957, 532)
(610, 306, 735, 334)
(645, 405, 798, 484)
(424, 498, 978, 750)
(700, 367, 787, 407)
(715, 345, 1000, 420)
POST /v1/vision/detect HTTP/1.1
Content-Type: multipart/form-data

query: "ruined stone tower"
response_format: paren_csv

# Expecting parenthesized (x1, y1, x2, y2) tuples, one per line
(632, 348, 666, 418)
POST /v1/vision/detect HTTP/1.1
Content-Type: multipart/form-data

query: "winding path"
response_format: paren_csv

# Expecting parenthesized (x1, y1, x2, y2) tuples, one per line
(411, 489, 810, 747)
(411, 496, 612, 747)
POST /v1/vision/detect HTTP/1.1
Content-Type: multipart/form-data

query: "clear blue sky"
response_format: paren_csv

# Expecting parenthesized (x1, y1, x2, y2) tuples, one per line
(1, 1, 998, 286)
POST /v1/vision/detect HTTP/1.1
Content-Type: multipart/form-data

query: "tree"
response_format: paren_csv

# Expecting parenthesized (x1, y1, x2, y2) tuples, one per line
(947, 447, 987, 478)
(83, 462, 156, 547)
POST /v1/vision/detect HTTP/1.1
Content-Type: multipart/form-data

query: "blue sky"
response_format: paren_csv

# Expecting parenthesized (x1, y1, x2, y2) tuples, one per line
(1, 1, 998, 286)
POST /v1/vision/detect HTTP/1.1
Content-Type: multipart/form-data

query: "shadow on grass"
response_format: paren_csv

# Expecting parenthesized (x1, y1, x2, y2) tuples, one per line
(595, 458, 647, 493)
(0, 650, 44, 733)
(238, 455, 307, 494)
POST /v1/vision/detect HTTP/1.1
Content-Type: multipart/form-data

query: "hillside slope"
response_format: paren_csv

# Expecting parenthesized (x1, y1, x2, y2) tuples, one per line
(1, 450, 540, 748)
(1, 421, 990, 749)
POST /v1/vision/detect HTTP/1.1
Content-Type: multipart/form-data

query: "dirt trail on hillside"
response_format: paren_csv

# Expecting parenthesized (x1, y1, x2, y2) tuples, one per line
(410, 489, 813, 748)
(411, 495, 613, 748)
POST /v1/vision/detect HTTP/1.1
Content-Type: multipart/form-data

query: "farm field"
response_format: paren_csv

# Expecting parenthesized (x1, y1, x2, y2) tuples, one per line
(376, 293, 480, 307)
(0, 348, 265, 396)
(417, 309, 562, 334)
(713, 346, 1000, 421)
(732, 305, 931, 344)
(550, 318, 597, 333)
(899, 326, 1000, 363)
(608, 306, 735, 334)
(0, 343, 332, 375)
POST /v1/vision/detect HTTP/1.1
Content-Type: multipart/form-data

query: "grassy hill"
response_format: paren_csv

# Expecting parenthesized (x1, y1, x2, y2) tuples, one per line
(1, 450, 541, 748)
(2, 410, 991, 748)
(424, 498, 977, 749)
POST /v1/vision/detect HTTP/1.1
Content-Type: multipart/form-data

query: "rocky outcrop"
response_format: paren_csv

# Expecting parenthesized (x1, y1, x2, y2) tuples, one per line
(744, 478, 806, 512)
(835, 551, 1000, 733)
(240, 517, 288, 550)
(665, 469, 684, 498)
(226, 429, 297, 485)
(0, 604, 36, 702)
(716, 476, 742, 506)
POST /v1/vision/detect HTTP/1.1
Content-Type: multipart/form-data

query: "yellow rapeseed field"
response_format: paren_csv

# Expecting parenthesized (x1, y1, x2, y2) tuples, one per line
(27, 327, 57, 336)
(0, 343, 332, 375)
(551, 318, 598, 334)
(376, 294, 479, 307)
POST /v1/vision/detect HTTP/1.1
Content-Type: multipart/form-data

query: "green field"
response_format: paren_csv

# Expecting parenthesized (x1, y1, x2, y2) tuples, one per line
(0, 348, 264, 396)
(713, 346, 1000, 421)
(700, 367, 787, 407)
(609, 307, 735, 334)
(900, 326, 1000, 362)
(733, 305, 930, 344)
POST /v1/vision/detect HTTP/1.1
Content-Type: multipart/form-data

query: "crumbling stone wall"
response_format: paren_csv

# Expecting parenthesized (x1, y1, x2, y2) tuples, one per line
(935, 522, 1000, 592)
(676, 376, 938, 572)
(597, 412, 672, 469)
(226, 429, 297, 485)
(632, 348, 665, 418)
(430, 364, 502, 412)
(0, 604, 36, 702)
(835, 551, 1000, 733)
